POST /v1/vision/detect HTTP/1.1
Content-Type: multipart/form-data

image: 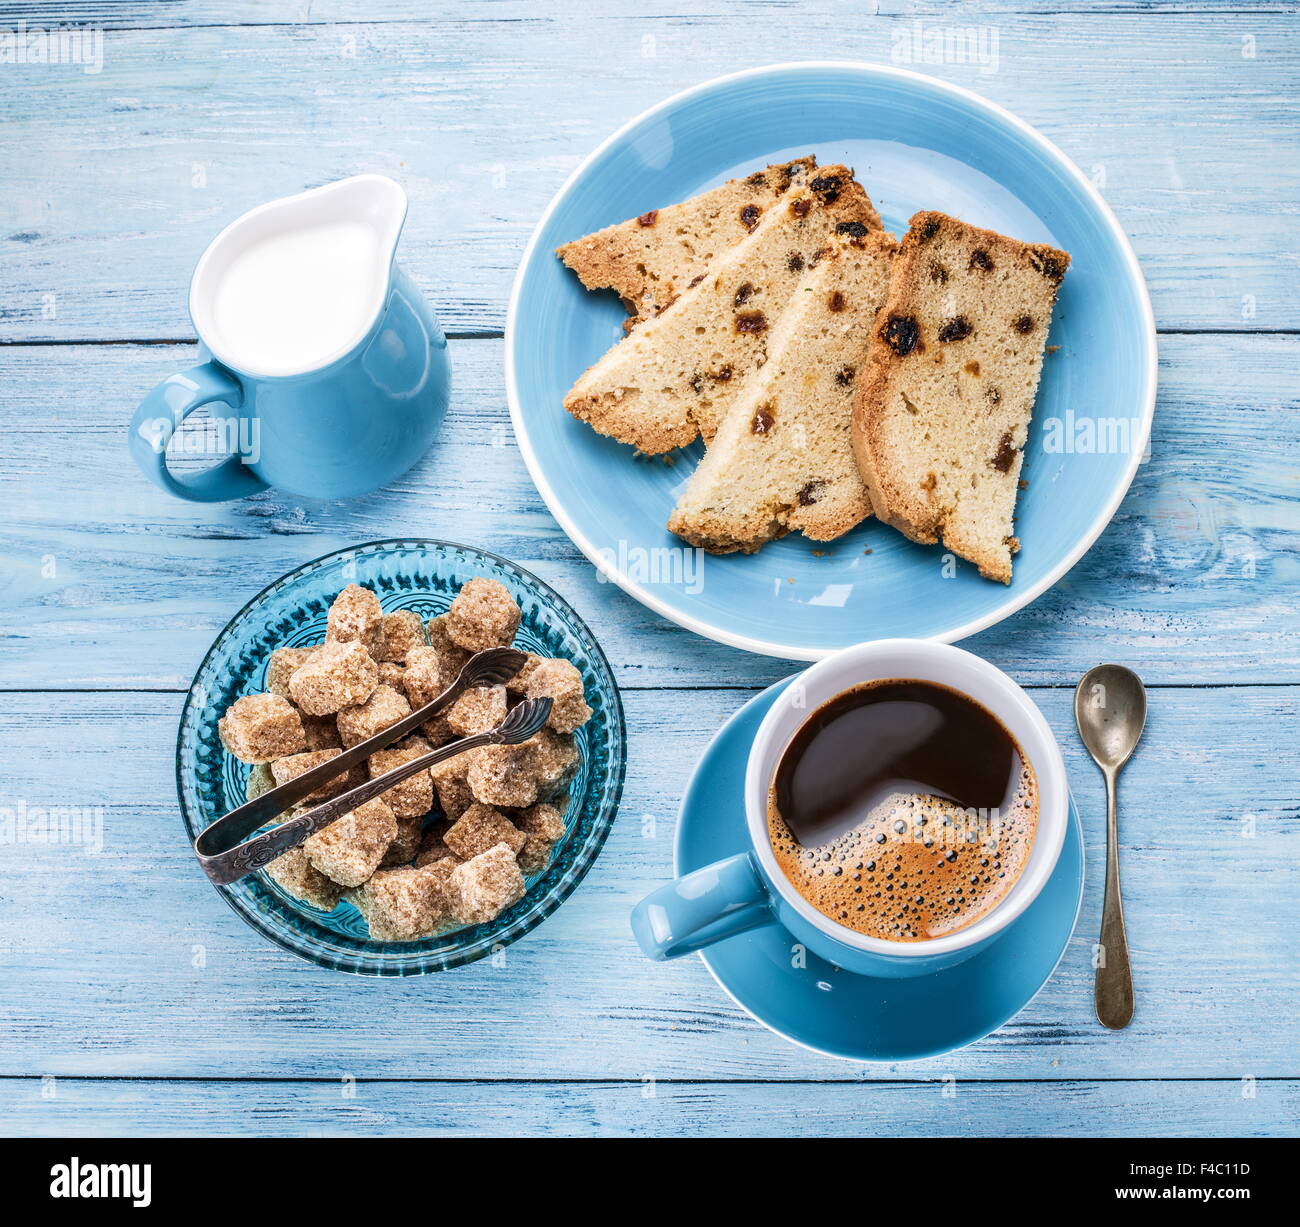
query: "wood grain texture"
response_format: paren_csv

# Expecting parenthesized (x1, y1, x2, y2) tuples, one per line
(0, 687, 1295, 1083)
(7, 2, 1298, 29)
(1, 334, 1296, 690)
(0, 0, 1295, 1139)
(1, 1076, 1294, 1139)
(0, 4, 1296, 338)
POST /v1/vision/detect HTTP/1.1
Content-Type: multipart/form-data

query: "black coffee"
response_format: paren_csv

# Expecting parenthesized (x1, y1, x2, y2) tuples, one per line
(768, 679, 1037, 941)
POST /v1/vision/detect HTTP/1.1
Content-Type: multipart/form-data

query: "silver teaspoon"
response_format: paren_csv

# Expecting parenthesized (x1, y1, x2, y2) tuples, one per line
(1075, 664, 1147, 1030)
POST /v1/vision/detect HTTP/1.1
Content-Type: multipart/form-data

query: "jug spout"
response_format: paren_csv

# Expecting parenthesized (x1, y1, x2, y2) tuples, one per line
(189, 174, 410, 380)
(333, 174, 408, 273)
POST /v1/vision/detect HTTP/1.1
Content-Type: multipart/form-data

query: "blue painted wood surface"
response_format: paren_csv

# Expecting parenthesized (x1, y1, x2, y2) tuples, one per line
(0, 0, 1296, 1138)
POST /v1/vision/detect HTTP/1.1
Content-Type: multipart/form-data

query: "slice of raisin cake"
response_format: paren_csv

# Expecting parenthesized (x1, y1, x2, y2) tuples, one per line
(557, 157, 822, 329)
(850, 211, 1070, 583)
(668, 229, 897, 553)
(563, 168, 883, 454)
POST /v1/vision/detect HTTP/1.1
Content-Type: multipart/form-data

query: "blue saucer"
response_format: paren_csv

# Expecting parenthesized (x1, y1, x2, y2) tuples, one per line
(677, 680, 1084, 1061)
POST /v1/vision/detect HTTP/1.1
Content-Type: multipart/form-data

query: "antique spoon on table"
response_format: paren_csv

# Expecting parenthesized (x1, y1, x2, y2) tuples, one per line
(195, 696, 552, 887)
(1075, 664, 1147, 1030)
(193, 646, 547, 887)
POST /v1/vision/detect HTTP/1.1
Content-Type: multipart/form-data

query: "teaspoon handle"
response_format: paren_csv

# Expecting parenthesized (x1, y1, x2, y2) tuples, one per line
(1095, 769, 1134, 1029)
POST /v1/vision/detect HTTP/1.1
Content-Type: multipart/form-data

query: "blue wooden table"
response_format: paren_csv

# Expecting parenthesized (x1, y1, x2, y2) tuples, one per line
(1, 0, 1296, 1138)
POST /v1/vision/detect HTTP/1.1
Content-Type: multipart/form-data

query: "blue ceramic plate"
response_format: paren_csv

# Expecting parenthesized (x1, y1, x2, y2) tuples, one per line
(176, 540, 626, 976)
(676, 680, 1084, 1061)
(507, 63, 1156, 659)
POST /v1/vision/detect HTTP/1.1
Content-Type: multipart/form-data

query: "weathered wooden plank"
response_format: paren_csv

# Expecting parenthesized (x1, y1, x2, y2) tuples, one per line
(1, 1075, 1293, 1138)
(1, 334, 1296, 689)
(2, 1, 1294, 31)
(0, 687, 1295, 1082)
(0, 0, 1291, 1141)
(0, 9, 1295, 337)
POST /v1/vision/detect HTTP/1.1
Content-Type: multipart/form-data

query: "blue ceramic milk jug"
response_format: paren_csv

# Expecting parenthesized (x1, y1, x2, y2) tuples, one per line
(130, 174, 449, 501)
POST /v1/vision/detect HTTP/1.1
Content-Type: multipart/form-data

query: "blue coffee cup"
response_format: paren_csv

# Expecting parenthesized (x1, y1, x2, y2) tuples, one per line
(129, 175, 449, 502)
(631, 640, 1068, 978)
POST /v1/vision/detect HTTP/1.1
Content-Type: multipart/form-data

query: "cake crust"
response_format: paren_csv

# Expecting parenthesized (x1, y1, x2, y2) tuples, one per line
(556, 157, 824, 329)
(851, 211, 1069, 583)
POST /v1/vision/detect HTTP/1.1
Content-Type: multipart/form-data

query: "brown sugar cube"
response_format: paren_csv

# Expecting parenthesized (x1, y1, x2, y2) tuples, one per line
(427, 614, 472, 677)
(402, 646, 446, 709)
(289, 639, 379, 716)
(429, 753, 476, 819)
(516, 839, 553, 876)
(444, 802, 526, 860)
(368, 736, 434, 818)
(515, 802, 567, 874)
(381, 815, 425, 867)
(219, 693, 306, 764)
(301, 714, 342, 752)
(304, 797, 397, 888)
(326, 583, 384, 656)
(377, 661, 406, 689)
(271, 749, 364, 804)
(525, 658, 592, 733)
(266, 646, 319, 698)
(245, 762, 275, 802)
(450, 843, 526, 926)
(265, 846, 343, 911)
(377, 609, 427, 663)
(420, 854, 459, 901)
(446, 685, 507, 737)
(336, 683, 412, 749)
(524, 727, 580, 797)
(444, 578, 521, 652)
(466, 743, 539, 808)
(348, 863, 455, 941)
(402, 646, 459, 741)
(421, 855, 459, 885)
(419, 855, 459, 911)
(422, 711, 456, 747)
(517, 802, 566, 842)
(505, 652, 544, 696)
(415, 822, 460, 867)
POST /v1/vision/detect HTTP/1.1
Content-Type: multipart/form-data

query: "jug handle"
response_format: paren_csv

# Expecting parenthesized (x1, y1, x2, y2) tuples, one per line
(129, 362, 269, 502)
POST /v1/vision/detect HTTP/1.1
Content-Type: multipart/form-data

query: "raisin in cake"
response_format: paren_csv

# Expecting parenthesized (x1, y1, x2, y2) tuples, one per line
(850, 211, 1069, 583)
(557, 157, 823, 329)
(668, 229, 897, 553)
(563, 168, 883, 454)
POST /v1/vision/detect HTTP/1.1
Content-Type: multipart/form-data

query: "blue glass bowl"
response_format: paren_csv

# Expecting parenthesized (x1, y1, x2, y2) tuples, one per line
(176, 540, 627, 976)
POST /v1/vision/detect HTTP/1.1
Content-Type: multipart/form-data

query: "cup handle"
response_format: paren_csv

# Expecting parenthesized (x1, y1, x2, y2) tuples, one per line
(631, 852, 774, 961)
(129, 362, 269, 502)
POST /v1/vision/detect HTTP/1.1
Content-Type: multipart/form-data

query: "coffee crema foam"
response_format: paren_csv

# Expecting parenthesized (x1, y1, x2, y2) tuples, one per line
(768, 766, 1037, 941)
